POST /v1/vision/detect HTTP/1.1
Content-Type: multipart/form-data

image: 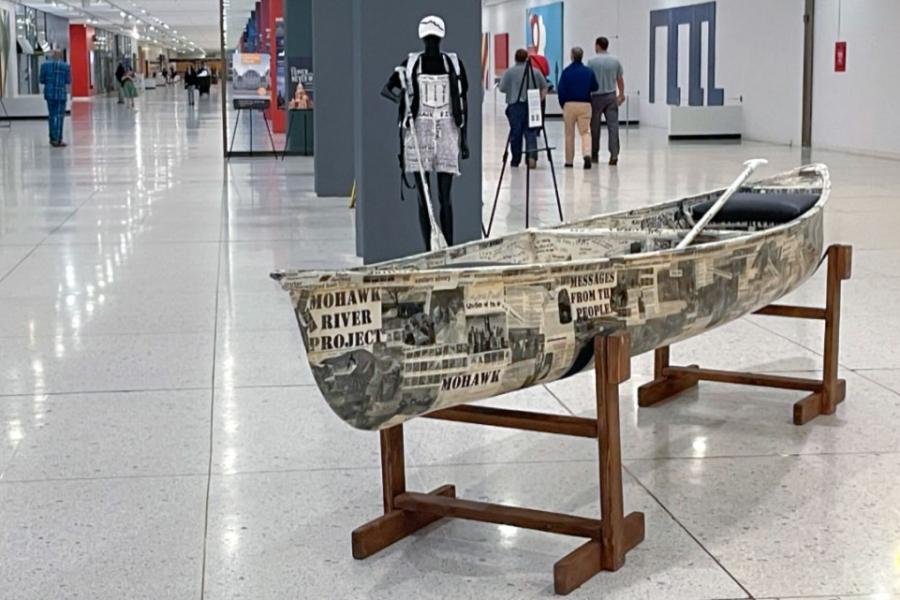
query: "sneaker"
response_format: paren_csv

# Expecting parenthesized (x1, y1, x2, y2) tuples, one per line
(527, 158, 537, 169)
(609, 157, 618, 166)
(564, 163, 573, 168)
(583, 157, 592, 170)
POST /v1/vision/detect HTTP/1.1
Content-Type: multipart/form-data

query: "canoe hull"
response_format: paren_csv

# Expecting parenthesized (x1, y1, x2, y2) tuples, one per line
(285, 195, 824, 431)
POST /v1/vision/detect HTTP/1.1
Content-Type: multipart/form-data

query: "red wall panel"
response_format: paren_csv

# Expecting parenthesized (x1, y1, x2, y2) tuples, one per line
(69, 24, 91, 97)
(494, 33, 509, 75)
(269, 0, 284, 132)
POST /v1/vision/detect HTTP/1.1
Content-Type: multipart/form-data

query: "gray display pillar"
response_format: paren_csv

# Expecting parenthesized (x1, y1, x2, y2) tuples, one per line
(312, 0, 354, 196)
(352, 0, 483, 263)
(284, 0, 313, 155)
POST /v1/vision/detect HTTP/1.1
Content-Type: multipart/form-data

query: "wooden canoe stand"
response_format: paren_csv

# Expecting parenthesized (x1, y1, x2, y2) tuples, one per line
(351, 331, 645, 595)
(638, 244, 853, 425)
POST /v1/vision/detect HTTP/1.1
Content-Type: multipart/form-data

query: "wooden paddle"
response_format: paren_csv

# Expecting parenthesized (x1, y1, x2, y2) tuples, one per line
(676, 158, 768, 250)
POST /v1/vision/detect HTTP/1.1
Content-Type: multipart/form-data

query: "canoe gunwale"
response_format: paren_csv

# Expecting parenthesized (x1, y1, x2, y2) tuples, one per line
(275, 164, 830, 291)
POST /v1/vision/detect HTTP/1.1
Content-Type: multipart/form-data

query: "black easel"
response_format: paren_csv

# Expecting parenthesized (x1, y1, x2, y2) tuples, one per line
(483, 60, 563, 237)
(227, 98, 277, 159)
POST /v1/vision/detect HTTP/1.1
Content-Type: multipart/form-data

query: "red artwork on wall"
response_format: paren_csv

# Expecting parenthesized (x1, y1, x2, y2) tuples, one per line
(834, 41, 847, 72)
(494, 33, 509, 76)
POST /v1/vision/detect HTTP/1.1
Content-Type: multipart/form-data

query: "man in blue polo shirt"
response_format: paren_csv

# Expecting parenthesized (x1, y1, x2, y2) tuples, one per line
(39, 50, 71, 148)
(557, 47, 598, 169)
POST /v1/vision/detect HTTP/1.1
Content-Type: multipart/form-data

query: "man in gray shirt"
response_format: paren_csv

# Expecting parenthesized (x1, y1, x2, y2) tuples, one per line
(498, 49, 549, 168)
(587, 36, 625, 165)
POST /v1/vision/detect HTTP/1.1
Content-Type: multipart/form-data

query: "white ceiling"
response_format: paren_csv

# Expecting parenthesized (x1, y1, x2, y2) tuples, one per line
(19, 0, 223, 53)
(18, 0, 296, 56)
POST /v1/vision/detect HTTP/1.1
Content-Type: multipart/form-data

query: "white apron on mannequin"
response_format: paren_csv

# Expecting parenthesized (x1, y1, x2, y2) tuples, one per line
(403, 68, 460, 175)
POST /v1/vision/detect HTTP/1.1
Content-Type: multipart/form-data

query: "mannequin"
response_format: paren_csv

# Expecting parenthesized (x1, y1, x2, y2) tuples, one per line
(382, 15, 470, 250)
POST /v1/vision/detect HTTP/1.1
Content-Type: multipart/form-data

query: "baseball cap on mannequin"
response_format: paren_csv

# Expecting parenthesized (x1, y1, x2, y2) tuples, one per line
(418, 15, 446, 39)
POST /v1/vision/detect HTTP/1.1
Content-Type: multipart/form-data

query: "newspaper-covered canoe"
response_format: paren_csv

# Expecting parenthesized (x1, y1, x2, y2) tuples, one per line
(273, 164, 830, 431)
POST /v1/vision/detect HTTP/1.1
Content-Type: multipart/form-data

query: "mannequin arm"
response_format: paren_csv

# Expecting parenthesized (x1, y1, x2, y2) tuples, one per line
(457, 60, 470, 160)
(382, 69, 403, 103)
(381, 83, 402, 103)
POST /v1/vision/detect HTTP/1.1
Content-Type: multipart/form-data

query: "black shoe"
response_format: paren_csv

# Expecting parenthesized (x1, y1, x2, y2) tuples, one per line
(609, 157, 618, 166)
(564, 162, 573, 168)
(583, 157, 592, 170)
(510, 161, 520, 168)
(591, 154, 599, 164)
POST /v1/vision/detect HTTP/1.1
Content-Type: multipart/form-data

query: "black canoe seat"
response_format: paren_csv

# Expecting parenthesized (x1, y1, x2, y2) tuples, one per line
(691, 191, 820, 226)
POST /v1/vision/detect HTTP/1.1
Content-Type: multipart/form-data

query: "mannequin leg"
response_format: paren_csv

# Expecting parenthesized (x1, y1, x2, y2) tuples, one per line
(437, 173, 454, 245)
(414, 173, 433, 250)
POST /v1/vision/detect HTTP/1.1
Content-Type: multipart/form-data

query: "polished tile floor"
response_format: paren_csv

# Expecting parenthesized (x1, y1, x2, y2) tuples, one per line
(1, 87, 899, 599)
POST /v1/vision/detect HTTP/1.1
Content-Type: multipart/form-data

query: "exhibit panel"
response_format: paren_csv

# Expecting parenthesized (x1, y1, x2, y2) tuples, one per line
(352, 0, 483, 263)
(312, 0, 352, 195)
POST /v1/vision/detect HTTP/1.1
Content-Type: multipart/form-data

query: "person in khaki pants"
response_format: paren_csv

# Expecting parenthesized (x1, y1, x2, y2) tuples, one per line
(556, 47, 598, 169)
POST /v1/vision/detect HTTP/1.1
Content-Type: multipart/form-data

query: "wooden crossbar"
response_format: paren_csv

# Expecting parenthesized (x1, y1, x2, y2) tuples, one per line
(662, 366, 823, 392)
(395, 492, 604, 538)
(424, 405, 598, 438)
(753, 304, 826, 319)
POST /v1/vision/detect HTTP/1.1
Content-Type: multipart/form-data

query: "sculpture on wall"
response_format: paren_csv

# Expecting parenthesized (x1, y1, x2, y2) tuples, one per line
(649, 1, 724, 106)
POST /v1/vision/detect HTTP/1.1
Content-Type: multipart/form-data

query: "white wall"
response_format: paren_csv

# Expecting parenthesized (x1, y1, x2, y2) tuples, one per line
(812, 0, 900, 157)
(482, 0, 632, 84)
(482, 0, 805, 145)
(0, 0, 18, 97)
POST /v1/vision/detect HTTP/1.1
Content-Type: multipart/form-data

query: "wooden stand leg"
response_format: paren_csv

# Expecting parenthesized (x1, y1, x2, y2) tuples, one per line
(598, 333, 627, 571)
(553, 332, 646, 595)
(637, 347, 700, 407)
(351, 425, 456, 559)
(380, 426, 405, 512)
(794, 244, 852, 424)
(636, 244, 853, 426)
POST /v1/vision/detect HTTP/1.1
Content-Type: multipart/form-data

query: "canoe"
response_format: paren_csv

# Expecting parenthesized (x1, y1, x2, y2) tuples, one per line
(273, 164, 830, 431)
